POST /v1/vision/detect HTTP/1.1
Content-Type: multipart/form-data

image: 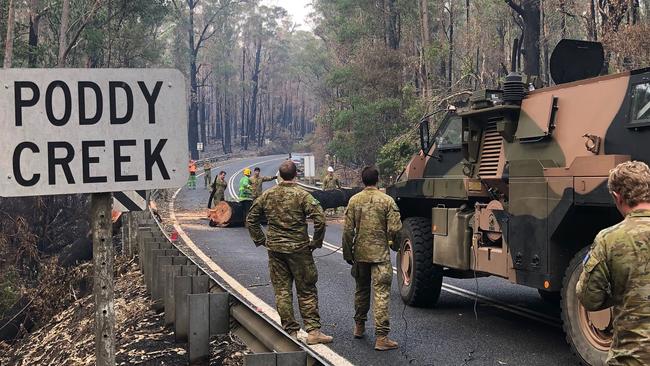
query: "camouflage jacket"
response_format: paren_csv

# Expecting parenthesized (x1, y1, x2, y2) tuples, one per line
(211, 178, 227, 202)
(576, 209, 650, 366)
(342, 187, 402, 263)
(246, 182, 326, 253)
(250, 175, 276, 199)
(322, 175, 340, 190)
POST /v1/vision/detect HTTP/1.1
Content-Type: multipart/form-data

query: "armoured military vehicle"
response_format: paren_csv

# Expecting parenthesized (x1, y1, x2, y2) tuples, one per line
(388, 39, 650, 365)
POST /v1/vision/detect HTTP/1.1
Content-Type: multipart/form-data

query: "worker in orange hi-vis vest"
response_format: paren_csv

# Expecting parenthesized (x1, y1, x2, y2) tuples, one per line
(188, 160, 197, 190)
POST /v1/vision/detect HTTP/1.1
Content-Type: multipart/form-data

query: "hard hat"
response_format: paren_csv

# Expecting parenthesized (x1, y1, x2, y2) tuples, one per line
(243, 168, 251, 176)
(327, 166, 334, 172)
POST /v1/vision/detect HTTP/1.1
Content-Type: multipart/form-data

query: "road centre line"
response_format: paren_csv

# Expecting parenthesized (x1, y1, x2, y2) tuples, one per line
(171, 167, 352, 366)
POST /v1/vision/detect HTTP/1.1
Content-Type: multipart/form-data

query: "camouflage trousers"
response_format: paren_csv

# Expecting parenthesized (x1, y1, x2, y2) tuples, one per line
(353, 261, 392, 336)
(268, 249, 321, 333)
(204, 171, 211, 188)
(212, 192, 224, 207)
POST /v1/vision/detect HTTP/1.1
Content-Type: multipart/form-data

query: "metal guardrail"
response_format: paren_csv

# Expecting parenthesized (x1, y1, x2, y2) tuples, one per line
(128, 201, 329, 366)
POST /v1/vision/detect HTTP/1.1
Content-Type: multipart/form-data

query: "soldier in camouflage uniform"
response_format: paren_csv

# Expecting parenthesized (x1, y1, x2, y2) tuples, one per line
(210, 171, 227, 205)
(577, 161, 650, 366)
(246, 160, 333, 345)
(322, 166, 341, 191)
(250, 167, 277, 200)
(342, 166, 402, 351)
(203, 161, 213, 189)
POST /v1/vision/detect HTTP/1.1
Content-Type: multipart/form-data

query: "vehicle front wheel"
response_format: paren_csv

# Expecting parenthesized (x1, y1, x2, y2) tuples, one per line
(397, 217, 443, 307)
(561, 246, 612, 365)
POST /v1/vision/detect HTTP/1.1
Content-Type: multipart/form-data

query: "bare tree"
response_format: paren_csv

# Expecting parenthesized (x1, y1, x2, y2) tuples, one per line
(57, 0, 70, 67)
(3, 0, 15, 68)
(386, 0, 400, 50)
(419, 0, 431, 98)
(173, 0, 237, 159)
(506, 0, 541, 77)
(57, 0, 104, 67)
(28, 0, 48, 68)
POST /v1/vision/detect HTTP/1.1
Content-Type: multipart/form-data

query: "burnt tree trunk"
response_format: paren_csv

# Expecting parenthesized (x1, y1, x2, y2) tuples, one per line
(507, 0, 541, 77)
(187, 0, 199, 159)
(199, 89, 206, 147)
(386, 0, 400, 50)
(447, 1, 454, 88)
(310, 188, 363, 209)
(248, 39, 262, 148)
(28, 0, 40, 67)
(240, 47, 246, 148)
(216, 93, 222, 140)
(223, 77, 232, 154)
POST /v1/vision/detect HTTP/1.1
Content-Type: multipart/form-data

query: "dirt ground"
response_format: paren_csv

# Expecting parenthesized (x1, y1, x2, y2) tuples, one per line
(0, 259, 247, 366)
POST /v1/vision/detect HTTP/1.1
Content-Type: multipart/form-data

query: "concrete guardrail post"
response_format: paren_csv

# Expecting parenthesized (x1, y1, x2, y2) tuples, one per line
(175, 275, 208, 342)
(153, 254, 179, 310)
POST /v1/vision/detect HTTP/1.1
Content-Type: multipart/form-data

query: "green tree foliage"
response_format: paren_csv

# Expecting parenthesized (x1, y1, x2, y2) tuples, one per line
(310, 0, 424, 171)
(0, 0, 170, 68)
(308, 0, 650, 179)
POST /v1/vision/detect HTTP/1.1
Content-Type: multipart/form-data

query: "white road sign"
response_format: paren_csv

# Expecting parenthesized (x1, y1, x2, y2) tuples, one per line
(0, 69, 188, 197)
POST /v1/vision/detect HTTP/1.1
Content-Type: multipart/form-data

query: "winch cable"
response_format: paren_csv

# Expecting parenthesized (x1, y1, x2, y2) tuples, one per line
(462, 243, 482, 366)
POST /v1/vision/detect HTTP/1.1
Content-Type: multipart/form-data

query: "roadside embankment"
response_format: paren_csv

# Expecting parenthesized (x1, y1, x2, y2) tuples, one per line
(1, 258, 246, 366)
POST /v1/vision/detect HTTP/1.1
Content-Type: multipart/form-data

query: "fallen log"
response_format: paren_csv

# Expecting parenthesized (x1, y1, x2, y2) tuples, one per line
(310, 188, 362, 209)
(207, 188, 362, 227)
(208, 201, 246, 227)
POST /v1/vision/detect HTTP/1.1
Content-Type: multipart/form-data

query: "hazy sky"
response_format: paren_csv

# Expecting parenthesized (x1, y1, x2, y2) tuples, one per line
(262, 0, 314, 30)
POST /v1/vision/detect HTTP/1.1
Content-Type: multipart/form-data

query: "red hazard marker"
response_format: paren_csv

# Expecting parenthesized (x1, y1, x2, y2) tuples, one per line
(170, 230, 179, 241)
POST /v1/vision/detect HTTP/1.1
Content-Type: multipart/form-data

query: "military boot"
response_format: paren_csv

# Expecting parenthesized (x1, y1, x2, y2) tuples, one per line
(374, 336, 399, 351)
(353, 322, 365, 338)
(288, 331, 298, 340)
(306, 329, 333, 345)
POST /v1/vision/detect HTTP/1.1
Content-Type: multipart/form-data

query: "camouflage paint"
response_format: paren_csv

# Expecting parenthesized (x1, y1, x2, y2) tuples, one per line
(389, 67, 650, 291)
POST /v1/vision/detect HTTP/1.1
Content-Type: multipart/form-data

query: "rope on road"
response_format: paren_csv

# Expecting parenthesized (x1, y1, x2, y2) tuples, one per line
(313, 245, 342, 258)
(399, 302, 417, 364)
(462, 246, 482, 366)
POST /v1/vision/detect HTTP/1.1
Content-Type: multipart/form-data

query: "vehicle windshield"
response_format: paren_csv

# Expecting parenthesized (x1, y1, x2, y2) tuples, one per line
(435, 116, 462, 149)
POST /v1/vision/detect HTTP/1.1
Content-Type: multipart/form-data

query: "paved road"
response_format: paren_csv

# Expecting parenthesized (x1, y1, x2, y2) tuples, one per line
(174, 155, 579, 366)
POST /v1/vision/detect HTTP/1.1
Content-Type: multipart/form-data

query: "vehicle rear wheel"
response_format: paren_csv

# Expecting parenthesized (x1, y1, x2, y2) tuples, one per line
(561, 246, 612, 365)
(397, 217, 443, 307)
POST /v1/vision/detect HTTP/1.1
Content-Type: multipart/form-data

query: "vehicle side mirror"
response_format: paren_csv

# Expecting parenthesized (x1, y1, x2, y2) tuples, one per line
(419, 119, 430, 152)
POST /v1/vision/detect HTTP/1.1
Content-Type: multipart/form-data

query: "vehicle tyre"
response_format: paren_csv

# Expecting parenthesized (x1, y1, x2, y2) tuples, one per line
(561, 246, 611, 365)
(397, 217, 443, 307)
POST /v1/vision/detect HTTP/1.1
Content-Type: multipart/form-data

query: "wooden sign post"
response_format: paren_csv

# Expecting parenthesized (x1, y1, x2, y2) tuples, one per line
(92, 192, 115, 364)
